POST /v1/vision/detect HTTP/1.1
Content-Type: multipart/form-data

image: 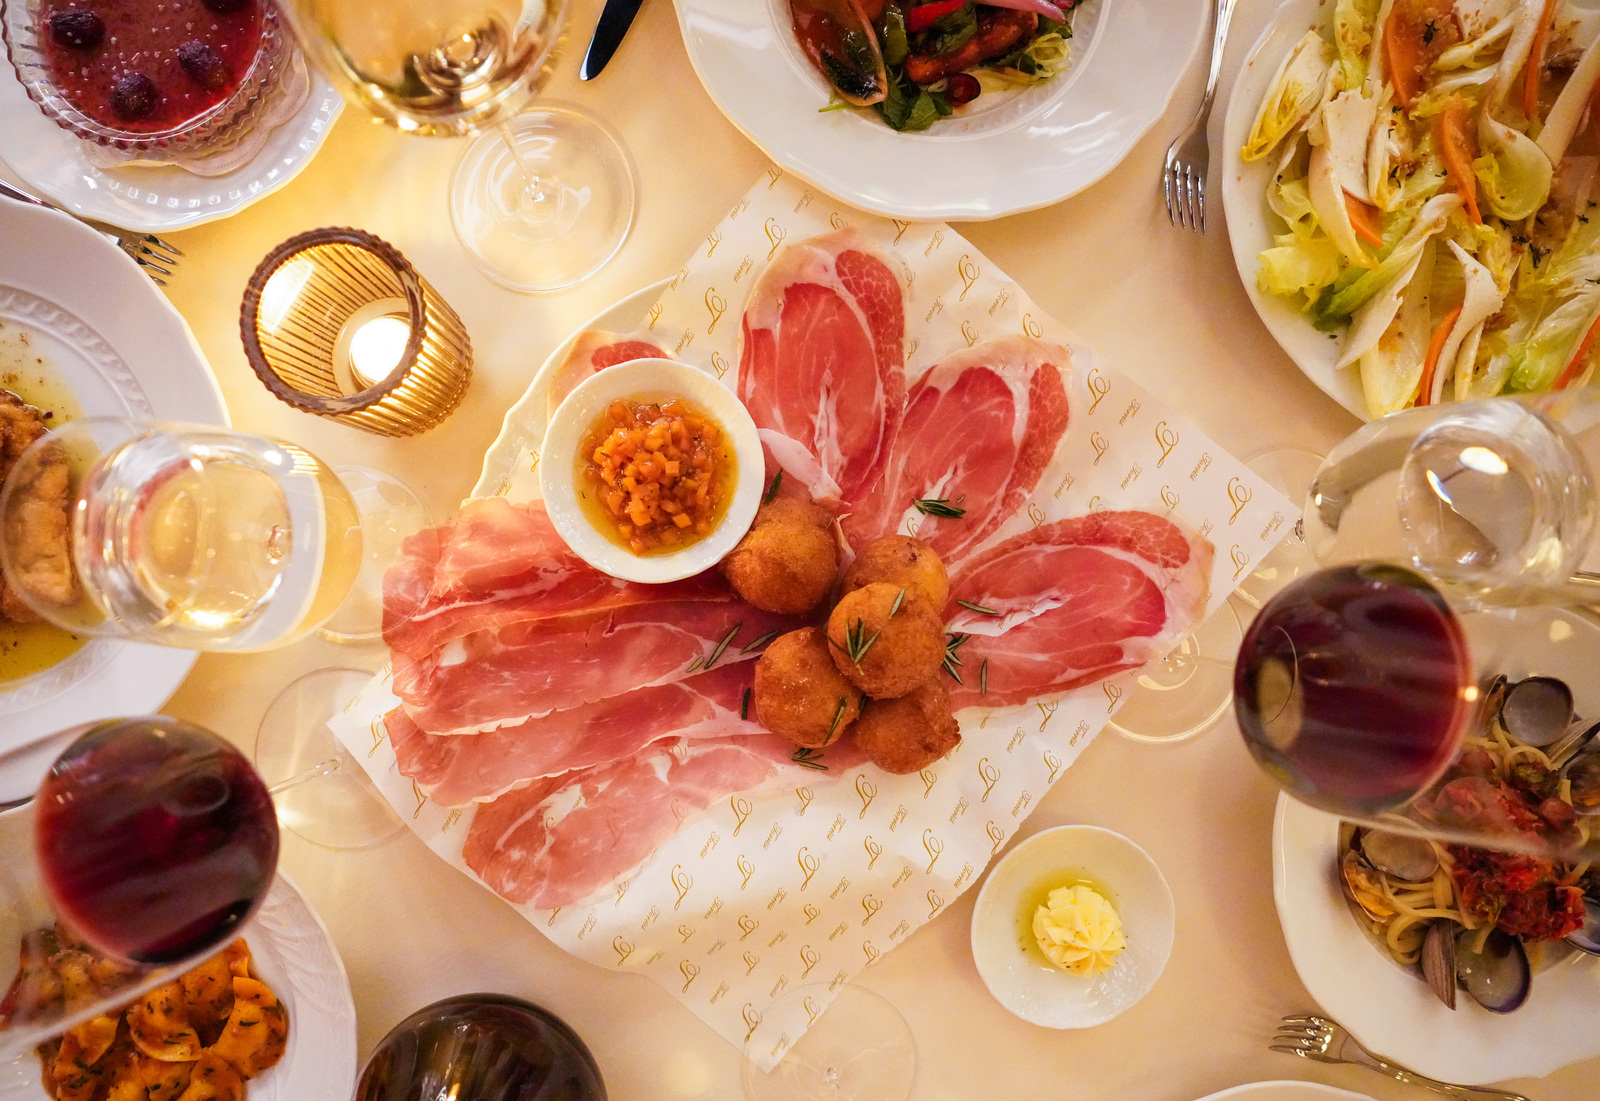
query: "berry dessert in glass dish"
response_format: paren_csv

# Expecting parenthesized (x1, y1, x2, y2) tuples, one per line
(1, 0, 288, 154)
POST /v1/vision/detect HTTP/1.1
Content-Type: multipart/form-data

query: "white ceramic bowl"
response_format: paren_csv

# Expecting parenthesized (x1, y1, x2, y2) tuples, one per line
(539, 358, 763, 584)
(971, 824, 1174, 1029)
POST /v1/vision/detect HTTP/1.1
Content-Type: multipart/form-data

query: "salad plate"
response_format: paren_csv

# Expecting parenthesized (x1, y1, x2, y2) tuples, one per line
(672, 0, 1206, 220)
(1273, 607, 1600, 1084)
(0, 202, 227, 799)
(1187, 1085, 1375, 1101)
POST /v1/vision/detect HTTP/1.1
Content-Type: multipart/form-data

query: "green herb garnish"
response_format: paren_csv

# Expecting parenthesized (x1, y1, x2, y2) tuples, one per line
(956, 599, 1001, 616)
(942, 632, 970, 683)
(704, 623, 741, 670)
(891, 587, 906, 615)
(913, 494, 967, 519)
(741, 687, 752, 720)
(791, 746, 830, 771)
(741, 628, 780, 654)
(831, 618, 880, 667)
(762, 470, 784, 505)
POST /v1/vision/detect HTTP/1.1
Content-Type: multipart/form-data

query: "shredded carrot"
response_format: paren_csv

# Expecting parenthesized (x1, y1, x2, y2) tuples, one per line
(1384, 3, 1422, 108)
(1553, 311, 1600, 390)
(1344, 195, 1386, 247)
(1416, 305, 1464, 406)
(1523, 0, 1561, 123)
(1438, 95, 1482, 225)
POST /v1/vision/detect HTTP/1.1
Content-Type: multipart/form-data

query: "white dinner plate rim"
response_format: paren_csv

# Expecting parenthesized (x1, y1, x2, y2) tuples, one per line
(1186, 1083, 1377, 1101)
(0, 202, 226, 784)
(1219, 0, 1367, 419)
(672, 0, 1208, 221)
(0, 49, 343, 232)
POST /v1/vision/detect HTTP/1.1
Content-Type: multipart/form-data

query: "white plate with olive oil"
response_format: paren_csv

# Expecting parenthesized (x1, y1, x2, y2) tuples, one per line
(0, 201, 226, 796)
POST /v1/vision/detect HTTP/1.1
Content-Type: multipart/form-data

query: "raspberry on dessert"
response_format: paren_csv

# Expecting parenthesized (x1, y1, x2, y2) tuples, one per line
(178, 41, 229, 91)
(46, 9, 104, 49)
(109, 72, 158, 119)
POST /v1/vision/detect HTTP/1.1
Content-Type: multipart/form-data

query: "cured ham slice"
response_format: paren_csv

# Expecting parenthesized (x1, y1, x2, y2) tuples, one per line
(737, 230, 906, 507)
(383, 497, 724, 662)
(843, 336, 1071, 561)
(389, 664, 759, 806)
(944, 511, 1213, 709)
(392, 598, 794, 736)
(545, 330, 673, 420)
(463, 733, 863, 909)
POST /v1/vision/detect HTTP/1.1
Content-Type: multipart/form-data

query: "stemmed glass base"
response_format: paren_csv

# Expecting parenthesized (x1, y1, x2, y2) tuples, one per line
(1231, 447, 1325, 611)
(1105, 604, 1243, 744)
(450, 104, 638, 293)
(741, 985, 915, 1101)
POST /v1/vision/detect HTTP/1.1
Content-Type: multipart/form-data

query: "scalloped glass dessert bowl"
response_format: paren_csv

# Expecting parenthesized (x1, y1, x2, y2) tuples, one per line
(0, 0, 288, 156)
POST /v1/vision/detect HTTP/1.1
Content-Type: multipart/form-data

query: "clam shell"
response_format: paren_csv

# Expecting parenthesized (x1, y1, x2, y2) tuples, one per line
(1358, 828, 1439, 882)
(1421, 921, 1457, 1010)
(1561, 750, 1600, 815)
(1455, 929, 1531, 1014)
(1499, 676, 1574, 747)
(1565, 896, 1600, 956)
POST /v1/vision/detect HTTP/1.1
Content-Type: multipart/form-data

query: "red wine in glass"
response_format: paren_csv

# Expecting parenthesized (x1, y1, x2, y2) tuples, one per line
(1233, 563, 1474, 815)
(33, 717, 279, 964)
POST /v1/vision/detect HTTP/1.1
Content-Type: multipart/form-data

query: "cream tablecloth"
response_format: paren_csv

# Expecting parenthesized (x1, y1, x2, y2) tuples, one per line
(6, 0, 1596, 1096)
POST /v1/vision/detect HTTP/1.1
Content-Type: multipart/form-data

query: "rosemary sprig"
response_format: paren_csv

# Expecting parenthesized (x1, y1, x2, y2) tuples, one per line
(913, 494, 967, 519)
(704, 623, 741, 669)
(830, 618, 880, 668)
(791, 746, 830, 771)
(980, 658, 989, 696)
(826, 696, 850, 742)
(762, 470, 784, 505)
(956, 599, 1002, 616)
(741, 628, 780, 654)
(741, 687, 752, 721)
(942, 632, 970, 684)
(890, 587, 906, 616)
(685, 656, 703, 675)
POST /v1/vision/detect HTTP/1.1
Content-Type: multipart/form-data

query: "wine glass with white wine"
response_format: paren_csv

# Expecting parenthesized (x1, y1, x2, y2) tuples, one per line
(278, 0, 637, 292)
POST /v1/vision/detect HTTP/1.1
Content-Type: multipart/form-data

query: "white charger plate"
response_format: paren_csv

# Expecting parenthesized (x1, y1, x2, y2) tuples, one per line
(1272, 605, 1600, 1083)
(0, 201, 227, 797)
(0, 49, 342, 232)
(673, 0, 1207, 220)
(1188, 1085, 1374, 1101)
(1219, 0, 1366, 418)
(0, 872, 358, 1100)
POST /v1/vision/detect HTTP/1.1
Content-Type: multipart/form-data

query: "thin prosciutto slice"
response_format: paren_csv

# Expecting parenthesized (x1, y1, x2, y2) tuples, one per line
(463, 734, 863, 909)
(383, 497, 724, 662)
(944, 511, 1212, 709)
(392, 598, 793, 736)
(389, 663, 760, 806)
(843, 336, 1071, 561)
(737, 230, 906, 507)
(545, 330, 673, 420)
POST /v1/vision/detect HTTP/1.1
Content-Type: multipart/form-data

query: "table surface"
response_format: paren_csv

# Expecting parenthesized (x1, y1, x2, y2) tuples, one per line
(8, 0, 1598, 1098)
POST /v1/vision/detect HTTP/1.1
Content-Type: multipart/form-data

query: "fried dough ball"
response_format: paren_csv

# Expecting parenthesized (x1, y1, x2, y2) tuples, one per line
(852, 679, 961, 775)
(721, 497, 839, 615)
(842, 535, 948, 610)
(826, 582, 944, 698)
(754, 627, 863, 748)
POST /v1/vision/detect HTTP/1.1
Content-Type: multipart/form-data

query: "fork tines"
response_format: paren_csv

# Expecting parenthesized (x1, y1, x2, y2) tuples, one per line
(1163, 157, 1206, 233)
(121, 233, 182, 285)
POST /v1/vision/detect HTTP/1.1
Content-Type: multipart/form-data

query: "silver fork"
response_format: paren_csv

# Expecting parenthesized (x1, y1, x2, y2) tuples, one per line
(0, 178, 183, 285)
(1272, 1014, 1534, 1101)
(1162, 0, 1241, 233)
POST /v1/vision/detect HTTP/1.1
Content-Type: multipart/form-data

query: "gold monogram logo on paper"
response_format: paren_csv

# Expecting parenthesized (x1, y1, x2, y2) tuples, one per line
(527, 447, 541, 473)
(494, 475, 511, 497)
(891, 219, 911, 243)
(738, 914, 759, 940)
(961, 320, 979, 347)
(957, 254, 979, 300)
(1160, 484, 1179, 511)
(1231, 544, 1251, 580)
(647, 301, 663, 330)
(1090, 432, 1109, 465)
(410, 781, 427, 819)
(1086, 369, 1110, 414)
(863, 941, 880, 965)
(860, 894, 883, 924)
(764, 218, 787, 259)
(671, 864, 694, 910)
(986, 820, 1006, 855)
(442, 808, 462, 832)
(797, 847, 820, 890)
(705, 229, 722, 256)
(705, 287, 727, 333)
(742, 951, 760, 975)
(923, 829, 944, 872)
(855, 774, 878, 818)
(613, 936, 634, 964)
(368, 716, 386, 756)
(864, 835, 883, 869)
(796, 786, 815, 815)
(669, 266, 690, 290)
(742, 1003, 763, 1042)
(1227, 478, 1253, 524)
(710, 350, 730, 379)
(1103, 681, 1123, 713)
(679, 960, 700, 991)
(1021, 312, 1044, 339)
(730, 796, 752, 835)
(829, 210, 849, 230)
(803, 994, 823, 1024)
(977, 758, 1001, 801)
(1154, 421, 1179, 467)
(803, 903, 821, 925)
(615, 880, 630, 906)
(1027, 502, 1046, 527)
(678, 924, 694, 942)
(927, 889, 945, 918)
(737, 855, 756, 888)
(1037, 699, 1059, 732)
(766, 164, 784, 188)
(1043, 748, 1063, 782)
(906, 335, 918, 358)
(1088, 495, 1103, 512)
(547, 908, 561, 927)
(800, 945, 821, 977)
(919, 769, 938, 797)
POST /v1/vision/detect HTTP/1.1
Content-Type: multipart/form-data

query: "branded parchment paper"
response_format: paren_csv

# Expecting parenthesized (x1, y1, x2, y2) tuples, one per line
(331, 171, 1295, 1070)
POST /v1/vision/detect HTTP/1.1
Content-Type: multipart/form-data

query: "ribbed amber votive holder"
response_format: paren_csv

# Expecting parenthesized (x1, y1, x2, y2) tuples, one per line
(240, 227, 472, 437)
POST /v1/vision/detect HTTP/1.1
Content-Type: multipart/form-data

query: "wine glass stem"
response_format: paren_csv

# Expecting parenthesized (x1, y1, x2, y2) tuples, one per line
(266, 755, 342, 797)
(493, 120, 560, 226)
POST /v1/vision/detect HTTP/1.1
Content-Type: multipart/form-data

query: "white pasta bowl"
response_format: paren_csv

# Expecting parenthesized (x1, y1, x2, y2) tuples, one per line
(970, 824, 1174, 1029)
(539, 358, 764, 584)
